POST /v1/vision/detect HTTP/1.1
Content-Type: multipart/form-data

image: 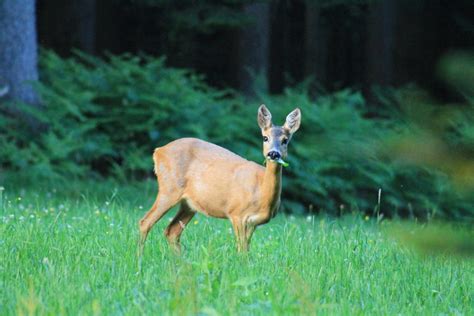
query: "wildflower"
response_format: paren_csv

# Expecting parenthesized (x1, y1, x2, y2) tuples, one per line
(364, 215, 370, 221)
(194, 220, 199, 225)
(17, 197, 21, 201)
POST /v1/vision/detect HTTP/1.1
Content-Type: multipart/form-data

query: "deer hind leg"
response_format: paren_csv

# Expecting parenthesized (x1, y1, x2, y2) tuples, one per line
(164, 201, 195, 253)
(138, 191, 180, 261)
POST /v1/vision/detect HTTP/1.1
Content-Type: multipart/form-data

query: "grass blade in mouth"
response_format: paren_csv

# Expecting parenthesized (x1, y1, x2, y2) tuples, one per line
(264, 157, 289, 167)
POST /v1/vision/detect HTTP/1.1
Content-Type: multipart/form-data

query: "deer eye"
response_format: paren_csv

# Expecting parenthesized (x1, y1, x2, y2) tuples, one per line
(282, 138, 288, 145)
(263, 136, 269, 142)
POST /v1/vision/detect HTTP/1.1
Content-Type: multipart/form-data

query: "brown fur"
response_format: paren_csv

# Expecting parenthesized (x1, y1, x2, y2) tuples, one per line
(138, 105, 301, 255)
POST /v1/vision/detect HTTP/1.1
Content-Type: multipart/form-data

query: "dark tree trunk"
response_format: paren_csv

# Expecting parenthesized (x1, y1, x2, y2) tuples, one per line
(366, 0, 397, 86)
(73, 0, 96, 54)
(0, 0, 39, 105)
(268, 1, 286, 93)
(269, 0, 306, 93)
(238, 2, 270, 95)
(304, 3, 328, 86)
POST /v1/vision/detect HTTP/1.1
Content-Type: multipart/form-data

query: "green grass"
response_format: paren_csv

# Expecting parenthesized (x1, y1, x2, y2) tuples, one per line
(0, 180, 473, 315)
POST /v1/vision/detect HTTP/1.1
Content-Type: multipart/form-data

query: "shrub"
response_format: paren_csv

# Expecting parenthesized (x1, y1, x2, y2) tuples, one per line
(0, 50, 472, 220)
(1, 51, 233, 180)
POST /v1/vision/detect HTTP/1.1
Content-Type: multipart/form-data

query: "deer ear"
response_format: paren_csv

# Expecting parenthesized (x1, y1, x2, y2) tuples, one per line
(257, 104, 272, 130)
(284, 108, 301, 134)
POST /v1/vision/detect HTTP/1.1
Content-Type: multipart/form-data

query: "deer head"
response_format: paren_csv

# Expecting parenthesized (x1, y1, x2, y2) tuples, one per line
(257, 104, 301, 162)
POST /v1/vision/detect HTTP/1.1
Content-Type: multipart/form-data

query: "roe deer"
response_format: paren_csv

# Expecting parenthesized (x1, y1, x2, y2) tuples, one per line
(138, 105, 301, 257)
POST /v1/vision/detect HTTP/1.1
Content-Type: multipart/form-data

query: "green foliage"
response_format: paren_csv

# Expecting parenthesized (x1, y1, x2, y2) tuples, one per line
(1, 51, 232, 180)
(0, 182, 473, 315)
(1, 50, 473, 219)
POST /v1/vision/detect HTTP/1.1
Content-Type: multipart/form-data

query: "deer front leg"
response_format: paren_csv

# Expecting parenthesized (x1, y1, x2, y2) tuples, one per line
(230, 217, 256, 252)
(244, 222, 256, 250)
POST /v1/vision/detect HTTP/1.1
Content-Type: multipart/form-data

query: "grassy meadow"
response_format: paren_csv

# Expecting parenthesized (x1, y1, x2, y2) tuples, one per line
(0, 180, 473, 315)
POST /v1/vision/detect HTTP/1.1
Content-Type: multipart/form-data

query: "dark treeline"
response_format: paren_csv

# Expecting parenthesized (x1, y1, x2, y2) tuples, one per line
(36, 0, 474, 97)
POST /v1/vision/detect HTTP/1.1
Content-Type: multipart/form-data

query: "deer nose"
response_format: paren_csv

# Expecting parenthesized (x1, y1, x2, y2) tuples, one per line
(267, 151, 281, 160)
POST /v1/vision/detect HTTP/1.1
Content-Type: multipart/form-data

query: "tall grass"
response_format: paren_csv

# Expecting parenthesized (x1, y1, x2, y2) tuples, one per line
(1, 181, 472, 315)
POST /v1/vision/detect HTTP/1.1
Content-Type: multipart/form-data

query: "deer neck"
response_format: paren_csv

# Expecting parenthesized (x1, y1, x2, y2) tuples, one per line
(261, 161, 282, 210)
